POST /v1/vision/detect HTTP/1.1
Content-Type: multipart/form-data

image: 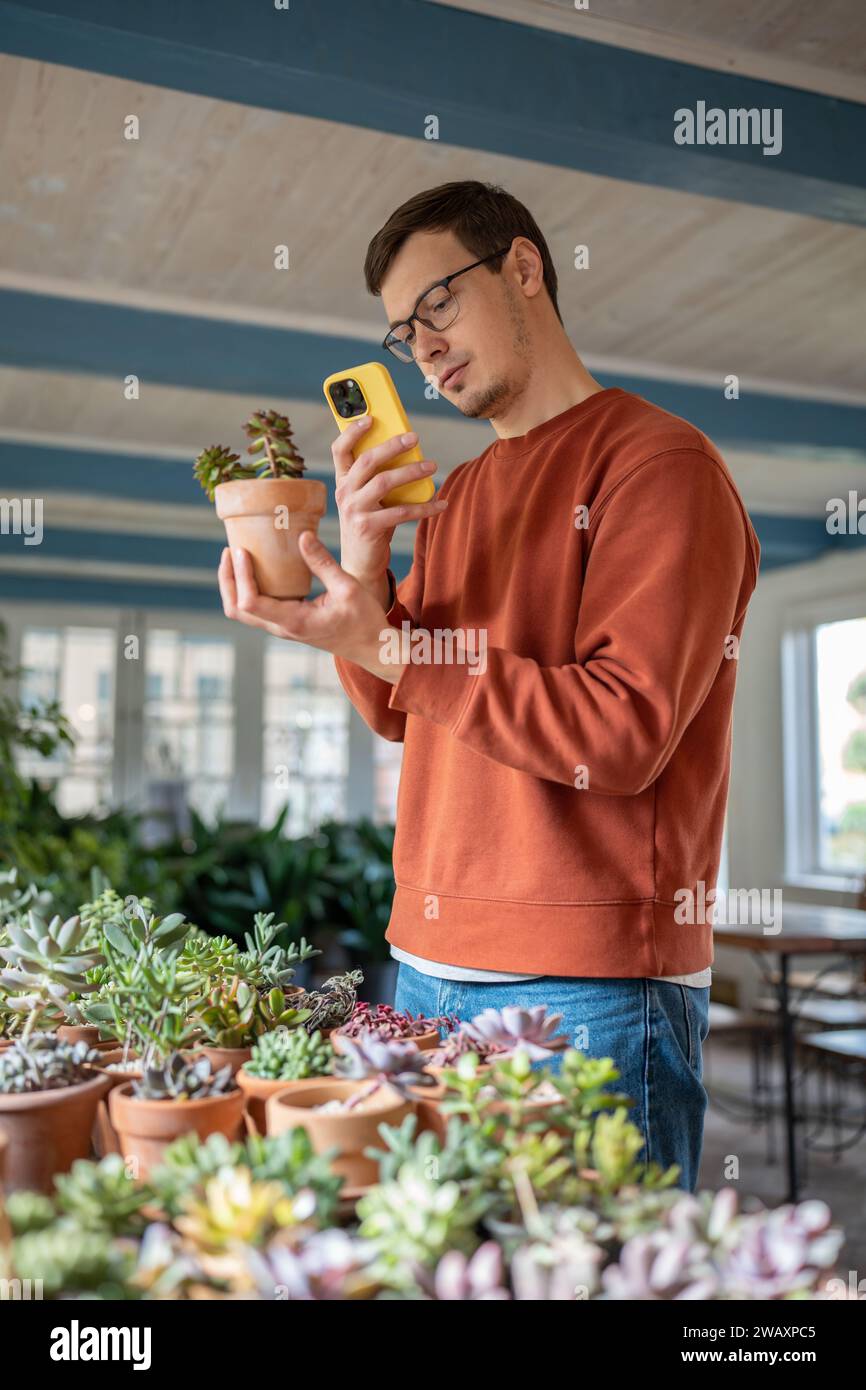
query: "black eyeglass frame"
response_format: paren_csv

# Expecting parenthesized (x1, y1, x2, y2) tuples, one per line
(381, 244, 513, 362)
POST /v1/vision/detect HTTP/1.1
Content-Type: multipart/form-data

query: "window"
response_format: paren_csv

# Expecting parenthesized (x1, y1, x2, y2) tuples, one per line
(815, 617, 866, 872)
(143, 630, 235, 823)
(16, 624, 115, 816)
(784, 609, 866, 882)
(261, 640, 349, 835)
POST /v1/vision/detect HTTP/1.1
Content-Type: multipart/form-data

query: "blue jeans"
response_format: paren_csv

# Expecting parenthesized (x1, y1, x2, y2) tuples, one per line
(395, 962, 711, 1192)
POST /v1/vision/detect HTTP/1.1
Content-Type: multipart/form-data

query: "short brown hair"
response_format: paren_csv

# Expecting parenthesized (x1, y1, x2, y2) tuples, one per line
(364, 180, 562, 324)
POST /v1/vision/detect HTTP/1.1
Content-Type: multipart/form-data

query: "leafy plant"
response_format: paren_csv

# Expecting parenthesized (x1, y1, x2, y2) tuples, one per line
(194, 978, 311, 1049)
(356, 1161, 488, 1287)
(10, 1222, 136, 1300)
(132, 1051, 236, 1102)
(194, 409, 306, 501)
(245, 1027, 334, 1081)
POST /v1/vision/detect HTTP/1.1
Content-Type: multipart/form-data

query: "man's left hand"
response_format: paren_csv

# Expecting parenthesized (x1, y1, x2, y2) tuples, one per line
(218, 531, 405, 684)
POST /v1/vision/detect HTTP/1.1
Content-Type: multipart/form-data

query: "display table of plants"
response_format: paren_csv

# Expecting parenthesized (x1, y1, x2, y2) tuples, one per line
(0, 873, 851, 1301)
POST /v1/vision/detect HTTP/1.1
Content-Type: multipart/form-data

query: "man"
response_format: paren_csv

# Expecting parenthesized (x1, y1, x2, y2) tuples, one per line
(218, 180, 760, 1191)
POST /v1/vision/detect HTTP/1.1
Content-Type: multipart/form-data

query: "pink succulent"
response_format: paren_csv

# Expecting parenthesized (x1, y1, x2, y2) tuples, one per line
(464, 1005, 568, 1061)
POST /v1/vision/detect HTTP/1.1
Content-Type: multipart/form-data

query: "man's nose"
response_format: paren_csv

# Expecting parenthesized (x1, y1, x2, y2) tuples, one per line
(413, 321, 448, 366)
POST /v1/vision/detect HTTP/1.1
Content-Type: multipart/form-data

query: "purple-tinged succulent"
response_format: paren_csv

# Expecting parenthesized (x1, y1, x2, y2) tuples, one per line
(336, 1003, 457, 1042)
(332, 1034, 437, 1099)
(464, 1005, 568, 1061)
(601, 1229, 719, 1301)
(249, 1228, 376, 1300)
(427, 1027, 507, 1068)
(511, 1223, 606, 1301)
(718, 1200, 844, 1300)
(414, 1242, 511, 1300)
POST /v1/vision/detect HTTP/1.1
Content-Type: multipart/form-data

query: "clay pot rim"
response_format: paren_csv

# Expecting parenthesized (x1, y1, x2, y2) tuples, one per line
(109, 1080, 242, 1114)
(0, 1069, 109, 1110)
(267, 1077, 405, 1118)
(214, 477, 327, 518)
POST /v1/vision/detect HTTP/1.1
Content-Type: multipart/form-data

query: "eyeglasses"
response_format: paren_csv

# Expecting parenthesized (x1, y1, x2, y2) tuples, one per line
(382, 244, 512, 363)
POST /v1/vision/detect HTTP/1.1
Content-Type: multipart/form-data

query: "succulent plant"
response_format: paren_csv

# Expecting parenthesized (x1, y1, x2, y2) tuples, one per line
(132, 1051, 236, 1102)
(336, 1002, 457, 1043)
(53, 1155, 153, 1236)
(149, 1129, 342, 1226)
(248, 1228, 377, 1301)
(510, 1214, 606, 1301)
(194, 409, 306, 502)
(238, 912, 319, 991)
(333, 1034, 437, 1100)
(463, 1005, 568, 1061)
(174, 1166, 315, 1251)
(194, 977, 311, 1048)
(0, 868, 50, 927)
(299, 969, 364, 1033)
(427, 1027, 506, 1067)
(413, 1241, 511, 1301)
(246, 1027, 333, 1081)
(3, 1190, 56, 1236)
(0, 909, 104, 1037)
(11, 1221, 135, 1299)
(0, 1032, 99, 1094)
(356, 1160, 489, 1288)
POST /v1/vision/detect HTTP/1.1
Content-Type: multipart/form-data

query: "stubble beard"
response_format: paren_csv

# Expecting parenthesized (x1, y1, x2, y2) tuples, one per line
(456, 283, 532, 422)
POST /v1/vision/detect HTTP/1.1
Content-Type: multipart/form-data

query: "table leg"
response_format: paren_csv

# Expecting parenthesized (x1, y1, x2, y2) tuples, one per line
(778, 954, 800, 1201)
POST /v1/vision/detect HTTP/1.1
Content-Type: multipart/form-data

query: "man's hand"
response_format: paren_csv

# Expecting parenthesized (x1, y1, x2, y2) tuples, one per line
(333, 415, 448, 602)
(218, 532, 408, 684)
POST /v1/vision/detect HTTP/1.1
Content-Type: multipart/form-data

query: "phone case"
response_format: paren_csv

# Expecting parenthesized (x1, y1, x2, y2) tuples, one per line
(322, 361, 435, 507)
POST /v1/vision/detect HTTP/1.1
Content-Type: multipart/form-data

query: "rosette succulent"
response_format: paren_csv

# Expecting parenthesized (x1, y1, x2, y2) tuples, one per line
(194, 409, 306, 501)
(464, 1005, 568, 1061)
(0, 1033, 99, 1094)
(0, 910, 104, 1037)
(133, 1051, 236, 1101)
(332, 1034, 437, 1100)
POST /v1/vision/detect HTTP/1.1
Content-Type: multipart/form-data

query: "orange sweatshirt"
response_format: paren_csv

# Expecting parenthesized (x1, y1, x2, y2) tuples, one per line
(334, 387, 760, 977)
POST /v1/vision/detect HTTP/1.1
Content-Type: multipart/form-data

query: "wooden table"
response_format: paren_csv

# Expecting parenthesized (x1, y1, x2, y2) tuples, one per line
(713, 902, 866, 1202)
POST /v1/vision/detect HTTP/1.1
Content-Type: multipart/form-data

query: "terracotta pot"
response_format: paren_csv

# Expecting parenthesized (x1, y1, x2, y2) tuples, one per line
(108, 1082, 246, 1182)
(194, 1045, 253, 1077)
(0, 1071, 109, 1194)
(91, 1049, 142, 1092)
(331, 1028, 440, 1056)
(57, 1025, 115, 1049)
(266, 1079, 410, 1187)
(236, 1067, 316, 1134)
(215, 478, 327, 599)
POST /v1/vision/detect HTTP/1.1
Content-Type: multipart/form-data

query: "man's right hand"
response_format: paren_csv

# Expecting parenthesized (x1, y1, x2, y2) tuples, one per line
(331, 415, 448, 608)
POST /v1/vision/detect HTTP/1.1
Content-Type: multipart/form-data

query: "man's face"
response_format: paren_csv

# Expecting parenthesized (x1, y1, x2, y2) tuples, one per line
(380, 229, 531, 420)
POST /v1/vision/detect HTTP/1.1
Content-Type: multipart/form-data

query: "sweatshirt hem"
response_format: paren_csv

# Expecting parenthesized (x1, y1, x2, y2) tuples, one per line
(386, 884, 713, 978)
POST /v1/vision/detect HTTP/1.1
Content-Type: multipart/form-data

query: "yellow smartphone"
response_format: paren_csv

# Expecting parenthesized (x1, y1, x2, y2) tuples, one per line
(323, 361, 435, 508)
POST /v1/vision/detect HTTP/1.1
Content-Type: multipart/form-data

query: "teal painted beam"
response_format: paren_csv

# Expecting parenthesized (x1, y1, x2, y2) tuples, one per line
(0, 0, 864, 224)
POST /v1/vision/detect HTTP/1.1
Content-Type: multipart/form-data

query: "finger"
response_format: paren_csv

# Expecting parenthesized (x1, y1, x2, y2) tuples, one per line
(218, 547, 239, 615)
(331, 415, 373, 480)
(340, 432, 420, 492)
(361, 498, 449, 528)
(297, 530, 355, 600)
(359, 457, 436, 505)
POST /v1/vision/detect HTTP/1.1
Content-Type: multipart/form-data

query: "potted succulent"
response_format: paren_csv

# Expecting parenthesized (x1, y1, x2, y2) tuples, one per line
(108, 1052, 245, 1182)
(188, 913, 317, 1073)
(332, 1002, 457, 1055)
(294, 968, 366, 1038)
(0, 910, 108, 1192)
(267, 1035, 436, 1189)
(194, 409, 327, 599)
(237, 1028, 335, 1133)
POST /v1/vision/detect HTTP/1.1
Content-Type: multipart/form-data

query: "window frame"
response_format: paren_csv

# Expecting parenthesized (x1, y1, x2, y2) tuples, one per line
(782, 590, 866, 890)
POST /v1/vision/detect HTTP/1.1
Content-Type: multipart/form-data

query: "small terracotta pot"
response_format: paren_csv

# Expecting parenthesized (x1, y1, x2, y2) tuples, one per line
(331, 1028, 440, 1056)
(195, 1045, 253, 1077)
(57, 1025, 115, 1049)
(92, 1049, 142, 1092)
(0, 1071, 110, 1194)
(108, 1081, 246, 1182)
(215, 478, 327, 599)
(236, 1067, 316, 1134)
(266, 1079, 410, 1187)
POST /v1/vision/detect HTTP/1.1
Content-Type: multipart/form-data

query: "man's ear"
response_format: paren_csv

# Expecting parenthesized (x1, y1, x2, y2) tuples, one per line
(511, 236, 544, 301)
